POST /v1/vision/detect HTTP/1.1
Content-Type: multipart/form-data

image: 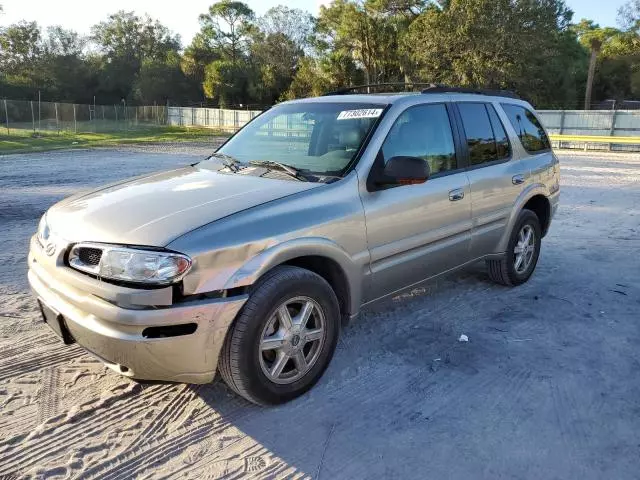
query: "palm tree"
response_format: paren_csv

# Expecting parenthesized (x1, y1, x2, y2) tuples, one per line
(584, 38, 602, 110)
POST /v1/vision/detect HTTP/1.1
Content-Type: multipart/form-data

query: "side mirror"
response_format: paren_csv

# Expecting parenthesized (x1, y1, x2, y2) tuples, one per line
(379, 156, 430, 186)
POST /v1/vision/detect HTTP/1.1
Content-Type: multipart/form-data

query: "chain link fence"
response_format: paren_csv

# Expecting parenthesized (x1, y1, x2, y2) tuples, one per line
(3, 98, 640, 152)
(0, 99, 167, 135)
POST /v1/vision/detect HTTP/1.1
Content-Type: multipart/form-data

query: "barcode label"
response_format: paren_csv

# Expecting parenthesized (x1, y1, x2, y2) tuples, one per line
(337, 109, 383, 120)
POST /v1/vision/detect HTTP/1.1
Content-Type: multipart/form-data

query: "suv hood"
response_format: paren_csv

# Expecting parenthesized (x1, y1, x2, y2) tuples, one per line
(47, 165, 321, 246)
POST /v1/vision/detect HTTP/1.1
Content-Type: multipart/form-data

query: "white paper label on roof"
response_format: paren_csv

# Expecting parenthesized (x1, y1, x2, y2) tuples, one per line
(336, 109, 383, 120)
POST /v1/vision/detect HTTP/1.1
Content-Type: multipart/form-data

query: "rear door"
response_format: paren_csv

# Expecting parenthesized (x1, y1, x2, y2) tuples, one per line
(360, 102, 473, 302)
(454, 102, 527, 257)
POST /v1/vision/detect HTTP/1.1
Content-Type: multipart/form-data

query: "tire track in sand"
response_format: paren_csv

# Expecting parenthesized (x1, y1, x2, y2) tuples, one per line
(36, 367, 60, 424)
(126, 384, 200, 450)
(0, 348, 86, 383)
(81, 387, 265, 480)
(0, 383, 175, 475)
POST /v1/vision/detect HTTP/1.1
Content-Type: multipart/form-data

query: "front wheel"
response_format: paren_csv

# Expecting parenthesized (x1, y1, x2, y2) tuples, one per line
(218, 266, 340, 405)
(486, 209, 542, 286)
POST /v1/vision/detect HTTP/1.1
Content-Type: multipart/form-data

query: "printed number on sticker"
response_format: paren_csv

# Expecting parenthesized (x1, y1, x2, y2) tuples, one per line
(337, 109, 383, 120)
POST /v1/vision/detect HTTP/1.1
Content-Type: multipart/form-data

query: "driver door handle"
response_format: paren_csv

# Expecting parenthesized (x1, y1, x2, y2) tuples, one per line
(449, 188, 465, 201)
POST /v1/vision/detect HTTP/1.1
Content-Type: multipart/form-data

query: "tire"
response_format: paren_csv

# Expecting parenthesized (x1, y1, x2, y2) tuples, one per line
(486, 208, 542, 286)
(218, 266, 340, 405)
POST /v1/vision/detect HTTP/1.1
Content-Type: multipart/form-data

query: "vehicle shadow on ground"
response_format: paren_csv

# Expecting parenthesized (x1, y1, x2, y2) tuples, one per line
(184, 265, 529, 478)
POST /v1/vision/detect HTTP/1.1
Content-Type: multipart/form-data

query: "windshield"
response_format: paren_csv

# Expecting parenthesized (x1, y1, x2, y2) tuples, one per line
(217, 102, 387, 176)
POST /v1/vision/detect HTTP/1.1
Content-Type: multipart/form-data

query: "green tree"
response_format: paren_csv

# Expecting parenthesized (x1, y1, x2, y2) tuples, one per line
(404, 0, 584, 108)
(257, 6, 315, 53)
(249, 31, 304, 104)
(198, 1, 254, 66)
(133, 52, 192, 104)
(91, 11, 181, 102)
(203, 59, 248, 105)
(285, 57, 332, 99)
(318, 0, 399, 84)
(0, 21, 99, 102)
(194, 1, 255, 103)
(40, 27, 98, 102)
(0, 21, 42, 95)
(285, 52, 365, 99)
(0, 21, 41, 72)
(573, 20, 616, 107)
(182, 32, 222, 98)
(573, 19, 640, 104)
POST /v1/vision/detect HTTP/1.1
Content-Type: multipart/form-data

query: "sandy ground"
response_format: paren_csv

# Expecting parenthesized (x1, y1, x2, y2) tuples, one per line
(0, 147, 639, 479)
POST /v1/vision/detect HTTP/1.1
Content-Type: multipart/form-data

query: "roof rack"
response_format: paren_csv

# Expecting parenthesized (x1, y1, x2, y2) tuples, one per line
(323, 83, 521, 100)
(323, 83, 441, 96)
(420, 84, 521, 99)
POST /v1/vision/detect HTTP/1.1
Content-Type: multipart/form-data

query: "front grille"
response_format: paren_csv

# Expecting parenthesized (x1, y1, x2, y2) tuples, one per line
(77, 247, 102, 266)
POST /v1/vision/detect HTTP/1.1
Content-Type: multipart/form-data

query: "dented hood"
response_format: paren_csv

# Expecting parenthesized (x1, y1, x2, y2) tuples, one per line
(47, 164, 321, 246)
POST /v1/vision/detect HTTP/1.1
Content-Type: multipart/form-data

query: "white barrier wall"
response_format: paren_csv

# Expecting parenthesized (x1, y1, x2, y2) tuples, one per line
(167, 107, 262, 130)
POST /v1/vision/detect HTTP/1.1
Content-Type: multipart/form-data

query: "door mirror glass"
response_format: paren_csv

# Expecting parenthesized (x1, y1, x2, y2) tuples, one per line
(380, 156, 430, 185)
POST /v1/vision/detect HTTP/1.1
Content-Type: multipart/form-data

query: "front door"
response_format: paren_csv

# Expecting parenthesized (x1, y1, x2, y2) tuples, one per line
(359, 103, 473, 302)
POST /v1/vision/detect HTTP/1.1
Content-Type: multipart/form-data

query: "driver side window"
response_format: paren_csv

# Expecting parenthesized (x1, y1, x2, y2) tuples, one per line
(381, 104, 457, 175)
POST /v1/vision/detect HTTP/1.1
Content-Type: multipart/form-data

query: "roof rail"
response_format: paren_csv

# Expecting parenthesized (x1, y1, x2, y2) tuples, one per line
(322, 83, 521, 100)
(323, 83, 441, 96)
(420, 85, 521, 99)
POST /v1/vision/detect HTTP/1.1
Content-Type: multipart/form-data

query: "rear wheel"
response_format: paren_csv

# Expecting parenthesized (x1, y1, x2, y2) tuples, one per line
(486, 209, 542, 286)
(219, 266, 340, 405)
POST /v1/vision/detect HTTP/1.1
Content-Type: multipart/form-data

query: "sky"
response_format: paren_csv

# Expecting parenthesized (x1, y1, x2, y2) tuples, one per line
(0, 0, 628, 45)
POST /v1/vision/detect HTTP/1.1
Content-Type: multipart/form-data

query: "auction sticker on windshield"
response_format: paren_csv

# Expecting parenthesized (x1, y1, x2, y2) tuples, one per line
(337, 109, 384, 120)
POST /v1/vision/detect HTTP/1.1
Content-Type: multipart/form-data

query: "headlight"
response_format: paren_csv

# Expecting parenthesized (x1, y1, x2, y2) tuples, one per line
(68, 243, 192, 285)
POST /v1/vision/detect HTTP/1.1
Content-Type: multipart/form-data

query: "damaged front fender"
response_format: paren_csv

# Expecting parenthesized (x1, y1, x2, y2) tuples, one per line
(222, 237, 364, 314)
(176, 236, 364, 315)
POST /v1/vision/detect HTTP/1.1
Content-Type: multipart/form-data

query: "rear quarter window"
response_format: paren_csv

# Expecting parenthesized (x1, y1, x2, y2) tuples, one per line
(501, 104, 551, 153)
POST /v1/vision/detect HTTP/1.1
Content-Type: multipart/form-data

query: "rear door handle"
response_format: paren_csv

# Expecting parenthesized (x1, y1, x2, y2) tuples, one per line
(512, 174, 525, 185)
(448, 188, 465, 201)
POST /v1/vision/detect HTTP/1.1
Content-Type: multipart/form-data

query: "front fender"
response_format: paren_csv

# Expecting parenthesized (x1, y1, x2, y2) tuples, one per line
(223, 237, 364, 315)
(496, 183, 552, 253)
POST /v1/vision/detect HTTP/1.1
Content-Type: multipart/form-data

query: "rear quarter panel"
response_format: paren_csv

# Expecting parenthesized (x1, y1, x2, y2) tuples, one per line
(492, 102, 560, 252)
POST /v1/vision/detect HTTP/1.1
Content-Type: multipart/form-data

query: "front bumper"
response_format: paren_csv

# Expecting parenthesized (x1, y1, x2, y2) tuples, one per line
(28, 236, 247, 383)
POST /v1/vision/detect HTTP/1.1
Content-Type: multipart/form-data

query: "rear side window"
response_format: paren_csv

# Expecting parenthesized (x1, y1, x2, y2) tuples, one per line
(501, 104, 551, 153)
(457, 103, 509, 166)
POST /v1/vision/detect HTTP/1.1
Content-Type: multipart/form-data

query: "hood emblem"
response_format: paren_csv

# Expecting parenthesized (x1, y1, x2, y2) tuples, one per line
(44, 241, 56, 256)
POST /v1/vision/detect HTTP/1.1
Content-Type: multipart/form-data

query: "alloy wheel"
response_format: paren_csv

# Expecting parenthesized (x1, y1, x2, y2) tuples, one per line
(514, 224, 536, 274)
(258, 296, 326, 385)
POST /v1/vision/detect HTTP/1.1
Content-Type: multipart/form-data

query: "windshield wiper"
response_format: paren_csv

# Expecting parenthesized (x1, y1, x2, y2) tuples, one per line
(248, 160, 308, 181)
(206, 152, 243, 172)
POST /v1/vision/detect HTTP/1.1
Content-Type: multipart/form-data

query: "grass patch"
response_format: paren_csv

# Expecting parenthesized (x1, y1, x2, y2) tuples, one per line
(0, 126, 229, 154)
